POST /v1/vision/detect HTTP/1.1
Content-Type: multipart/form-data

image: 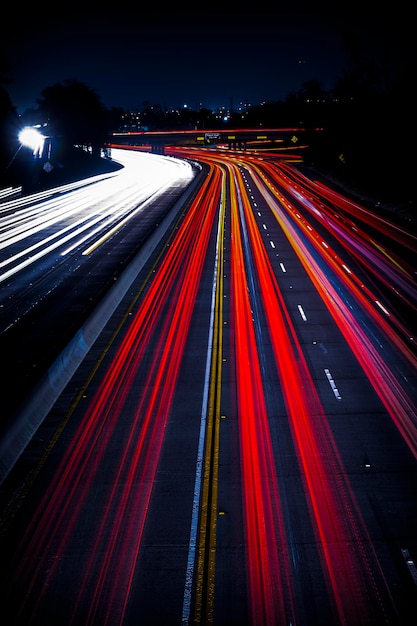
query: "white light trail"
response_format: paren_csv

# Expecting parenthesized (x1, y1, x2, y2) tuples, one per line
(0, 150, 194, 283)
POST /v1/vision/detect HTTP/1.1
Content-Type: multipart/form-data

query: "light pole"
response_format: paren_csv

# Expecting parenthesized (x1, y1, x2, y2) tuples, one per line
(2, 126, 48, 186)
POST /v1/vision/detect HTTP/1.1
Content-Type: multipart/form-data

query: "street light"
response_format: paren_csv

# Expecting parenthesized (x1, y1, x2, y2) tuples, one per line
(18, 126, 45, 158)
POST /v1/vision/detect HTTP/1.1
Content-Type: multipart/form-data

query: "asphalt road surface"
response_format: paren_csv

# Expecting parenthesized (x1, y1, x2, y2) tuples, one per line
(1, 147, 416, 625)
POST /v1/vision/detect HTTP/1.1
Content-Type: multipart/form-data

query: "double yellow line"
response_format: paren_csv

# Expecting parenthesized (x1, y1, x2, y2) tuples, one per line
(193, 170, 227, 625)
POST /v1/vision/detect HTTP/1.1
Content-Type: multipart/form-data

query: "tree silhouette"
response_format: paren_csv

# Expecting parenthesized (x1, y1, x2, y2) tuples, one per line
(0, 53, 19, 184)
(36, 79, 107, 156)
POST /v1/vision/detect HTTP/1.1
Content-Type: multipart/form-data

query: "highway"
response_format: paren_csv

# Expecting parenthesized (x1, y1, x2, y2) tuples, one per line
(1, 146, 416, 625)
(0, 149, 199, 456)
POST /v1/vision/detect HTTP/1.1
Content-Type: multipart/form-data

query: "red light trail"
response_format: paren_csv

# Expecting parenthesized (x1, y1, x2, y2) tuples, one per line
(2, 146, 415, 625)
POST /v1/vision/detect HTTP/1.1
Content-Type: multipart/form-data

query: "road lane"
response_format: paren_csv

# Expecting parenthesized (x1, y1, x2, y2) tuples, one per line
(0, 150, 201, 474)
(1, 146, 416, 625)
(230, 159, 400, 624)
(1, 154, 221, 625)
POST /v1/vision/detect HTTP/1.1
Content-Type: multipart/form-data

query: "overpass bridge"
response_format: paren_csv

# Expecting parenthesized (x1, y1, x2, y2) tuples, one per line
(109, 127, 313, 156)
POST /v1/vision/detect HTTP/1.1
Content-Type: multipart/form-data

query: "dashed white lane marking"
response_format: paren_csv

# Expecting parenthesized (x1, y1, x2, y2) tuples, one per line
(401, 549, 417, 586)
(297, 305, 307, 321)
(324, 368, 342, 400)
(375, 300, 390, 315)
(279, 262, 286, 273)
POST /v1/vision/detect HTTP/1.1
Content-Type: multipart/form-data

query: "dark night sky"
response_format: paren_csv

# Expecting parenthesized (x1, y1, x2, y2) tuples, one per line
(2, 3, 411, 114)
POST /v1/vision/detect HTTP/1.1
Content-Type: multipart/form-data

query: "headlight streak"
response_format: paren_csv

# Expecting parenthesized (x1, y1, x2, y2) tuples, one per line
(0, 150, 194, 282)
(7, 161, 221, 626)
(0, 194, 106, 281)
(59, 186, 161, 257)
(0, 192, 96, 248)
(0, 172, 114, 214)
(80, 176, 183, 256)
(0, 172, 119, 242)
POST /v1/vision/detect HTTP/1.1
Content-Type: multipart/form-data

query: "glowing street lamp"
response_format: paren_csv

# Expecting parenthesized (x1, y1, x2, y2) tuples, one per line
(18, 126, 45, 158)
